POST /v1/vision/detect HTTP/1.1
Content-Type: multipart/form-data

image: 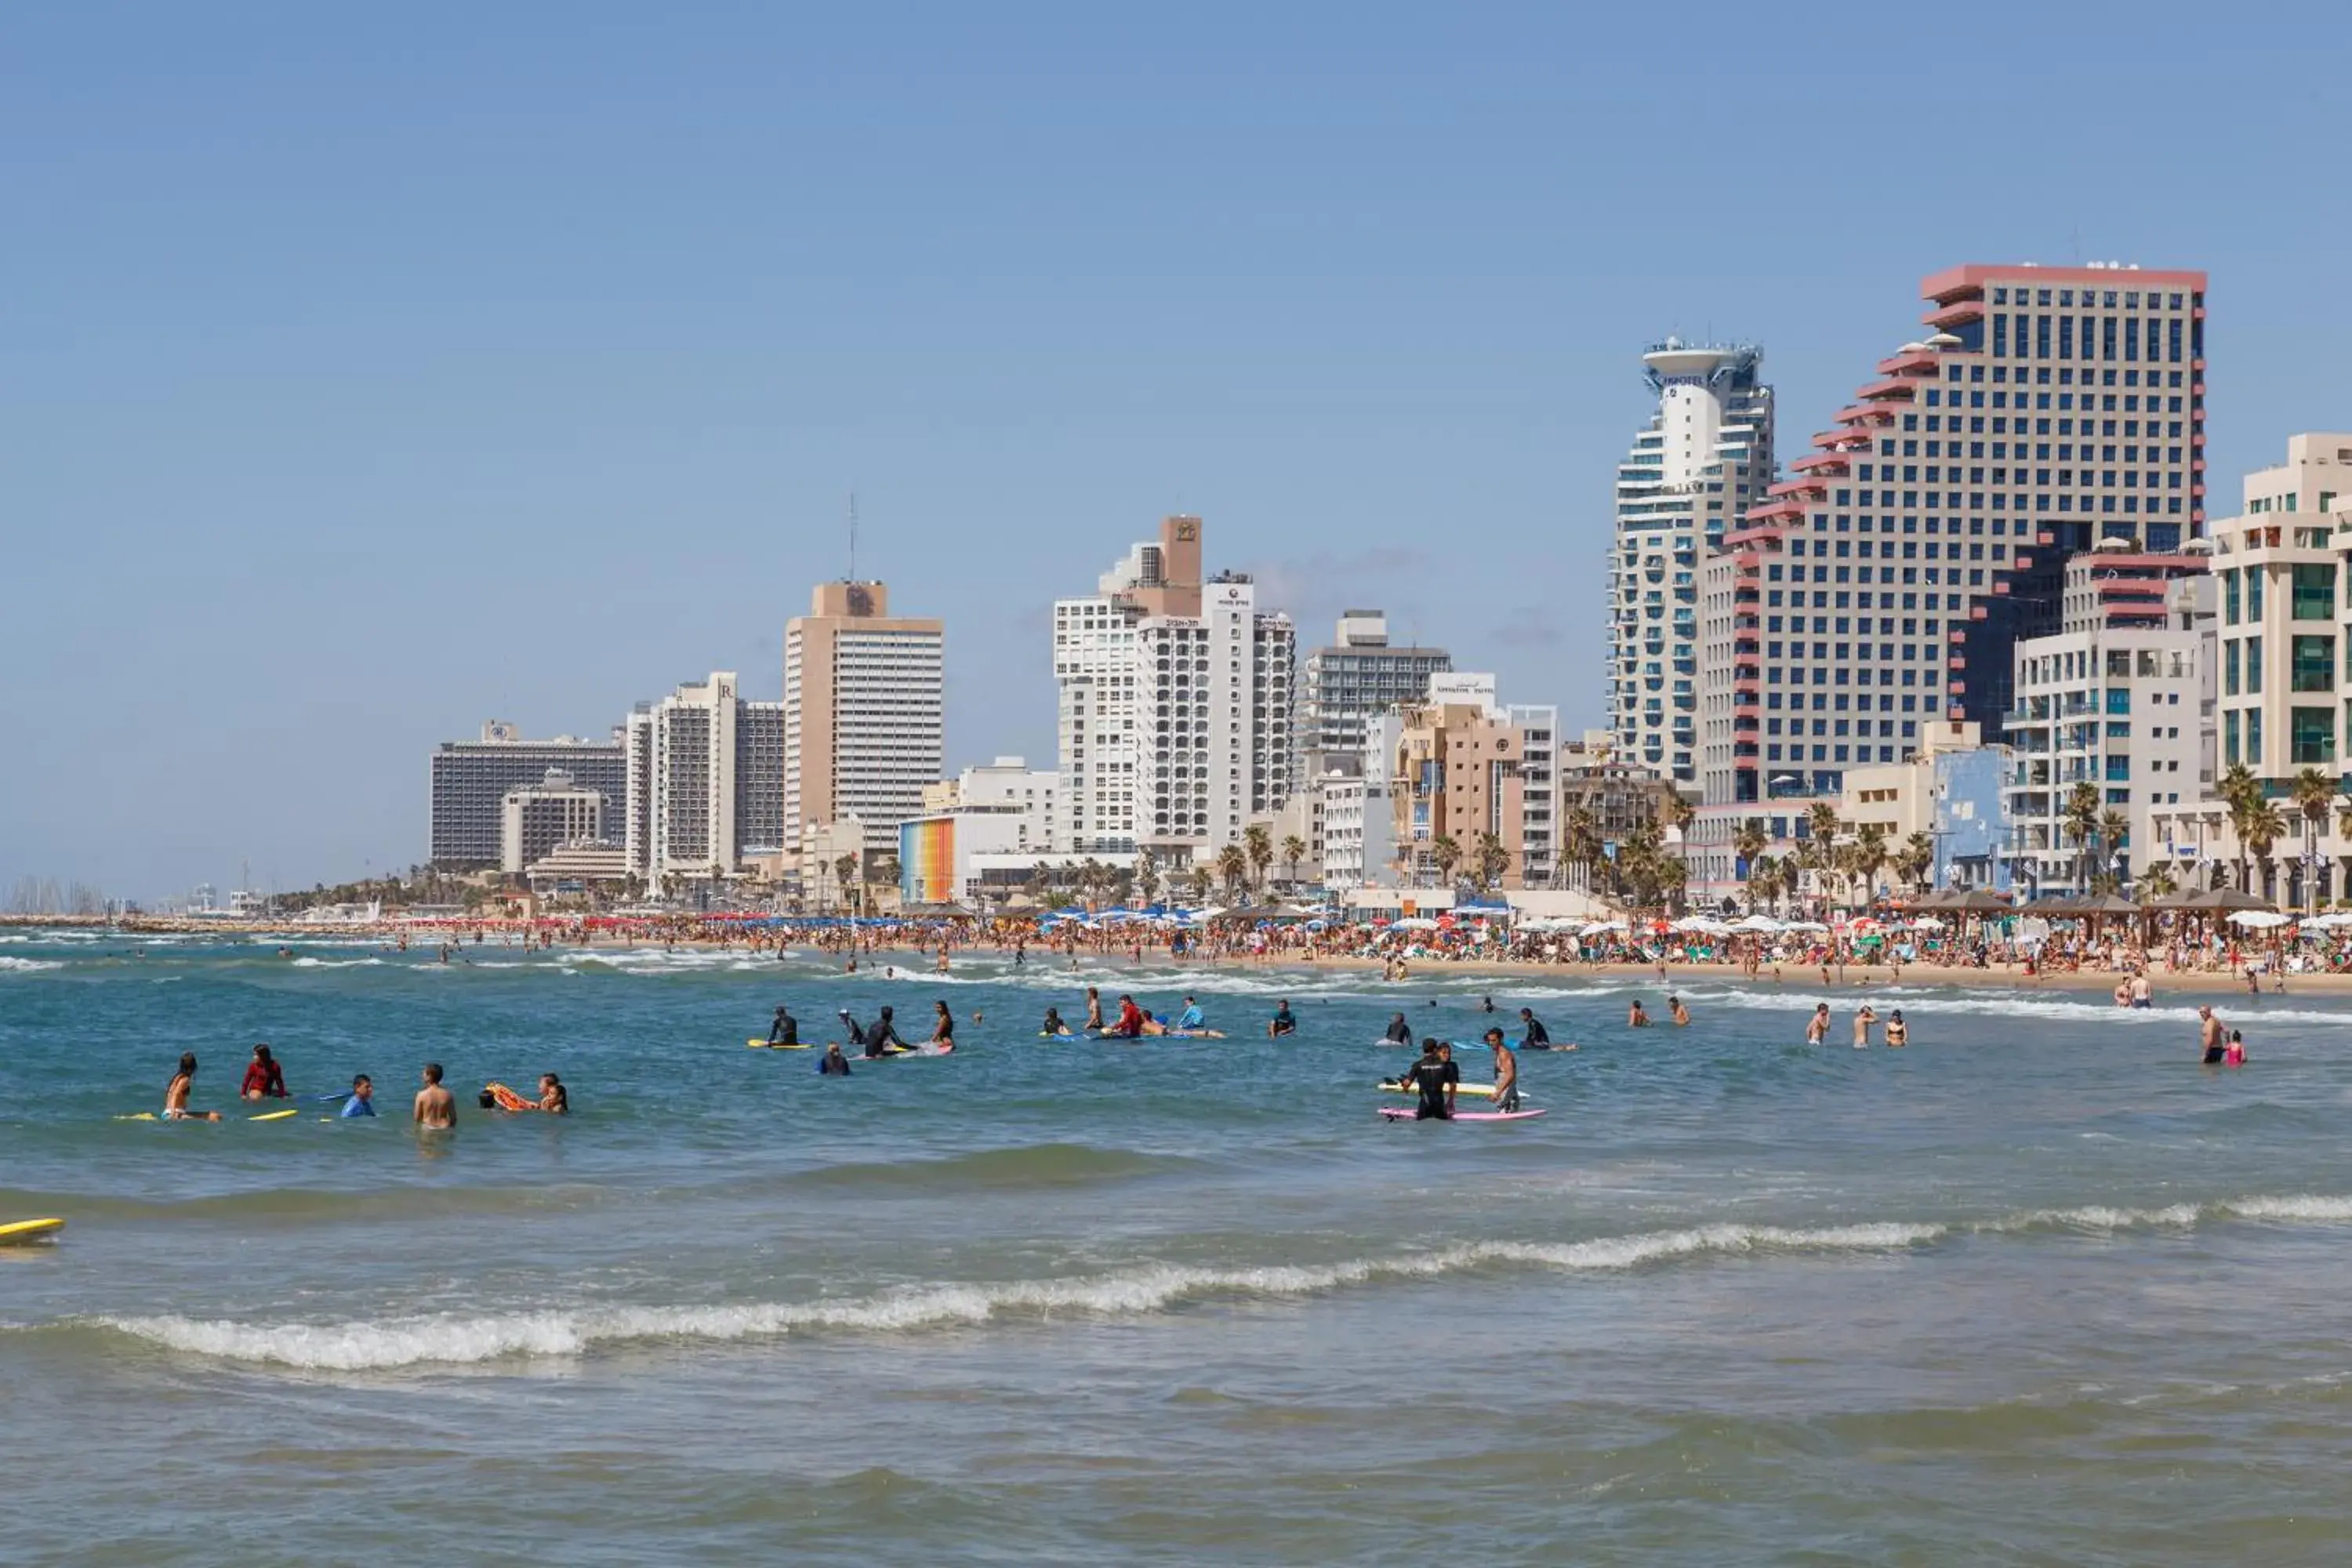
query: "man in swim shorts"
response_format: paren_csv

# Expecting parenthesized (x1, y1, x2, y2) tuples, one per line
(1484, 1027, 1520, 1112)
(2198, 1005, 2226, 1065)
(413, 1062, 456, 1130)
(1805, 1004, 1831, 1045)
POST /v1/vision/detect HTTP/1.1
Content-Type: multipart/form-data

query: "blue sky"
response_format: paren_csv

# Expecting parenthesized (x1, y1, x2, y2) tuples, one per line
(4, 2, 2340, 898)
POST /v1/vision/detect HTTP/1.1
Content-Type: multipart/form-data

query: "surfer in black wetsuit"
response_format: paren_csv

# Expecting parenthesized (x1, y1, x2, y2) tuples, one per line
(1268, 1000, 1297, 1040)
(767, 1006, 798, 1046)
(1041, 1006, 1069, 1036)
(1401, 1039, 1458, 1120)
(1519, 1007, 1552, 1051)
(840, 1008, 909, 1058)
(1382, 1012, 1413, 1045)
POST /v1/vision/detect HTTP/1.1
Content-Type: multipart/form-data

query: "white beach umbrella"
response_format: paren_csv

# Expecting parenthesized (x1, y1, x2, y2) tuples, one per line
(2229, 910, 2292, 929)
(1909, 916, 1947, 930)
(1730, 914, 1784, 934)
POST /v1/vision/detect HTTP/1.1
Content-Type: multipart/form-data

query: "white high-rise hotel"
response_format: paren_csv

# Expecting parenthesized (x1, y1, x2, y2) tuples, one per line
(1053, 517, 1294, 860)
(1607, 340, 1775, 786)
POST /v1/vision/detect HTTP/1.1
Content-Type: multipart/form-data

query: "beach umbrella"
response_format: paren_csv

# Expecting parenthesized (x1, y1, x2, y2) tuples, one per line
(2230, 910, 2292, 929)
(1909, 915, 1947, 930)
(1730, 914, 1783, 934)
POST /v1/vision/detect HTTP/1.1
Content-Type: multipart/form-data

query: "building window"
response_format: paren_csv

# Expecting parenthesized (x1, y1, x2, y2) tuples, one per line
(2222, 569, 2240, 626)
(2225, 709, 2240, 765)
(2248, 567, 2266, 621)
(2295, 564, 2338, 621)
(2246, 635, 2264, 695)
(2223, 639, 2240, 697)
(2292, 708, 2336, 766)
(2294, 635, 2337, 693)
(2249, 706, 2264, 766)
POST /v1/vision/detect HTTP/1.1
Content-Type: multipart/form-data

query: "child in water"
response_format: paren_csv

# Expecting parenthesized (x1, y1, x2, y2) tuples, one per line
(2224, 1030, 2247, 1068)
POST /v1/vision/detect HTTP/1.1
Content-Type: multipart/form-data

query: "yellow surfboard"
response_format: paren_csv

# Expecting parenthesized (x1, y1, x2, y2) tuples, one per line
(746, 1039, 813, 1050)
(0, 1218, 64, 1245)
(249, 1109, 299, 1122)
(1378, 1080, 1502, 1100)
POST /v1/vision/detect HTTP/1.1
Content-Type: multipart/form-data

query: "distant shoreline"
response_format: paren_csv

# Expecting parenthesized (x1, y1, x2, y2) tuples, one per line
(6, 913, 2329, 1002)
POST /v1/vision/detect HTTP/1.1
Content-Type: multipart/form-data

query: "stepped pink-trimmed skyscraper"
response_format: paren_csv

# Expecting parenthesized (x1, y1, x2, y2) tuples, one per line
(1698, 263, 2207, 807)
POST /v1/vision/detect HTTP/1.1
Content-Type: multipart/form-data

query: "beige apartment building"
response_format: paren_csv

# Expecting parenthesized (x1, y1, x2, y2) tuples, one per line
(784, 581, 946, 855)
(2151, 434, 2352, 902)
(1388, 697, 1534, 890)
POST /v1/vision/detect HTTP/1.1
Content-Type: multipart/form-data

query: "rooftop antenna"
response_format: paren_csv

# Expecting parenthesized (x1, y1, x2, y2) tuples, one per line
(847, 492, 858, 583)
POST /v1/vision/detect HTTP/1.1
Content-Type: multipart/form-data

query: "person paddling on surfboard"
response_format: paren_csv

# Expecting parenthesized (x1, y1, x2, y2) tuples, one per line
(767, 1006, 799, 1047)
(1083, 988, 1105, 1033)
(164, 1053, 222, 1122)
(927, 1000, 956, 1051)
(1382, 1012, 1413, 1046)
(1041, 1007, 1072, 1038)
(1518, 1008, 1552, 1051)
(1399, 1039, 1458, 1120)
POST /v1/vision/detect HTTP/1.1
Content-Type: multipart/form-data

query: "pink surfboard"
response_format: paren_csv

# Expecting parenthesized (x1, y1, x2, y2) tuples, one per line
(1377, 1107, 1547, 1123)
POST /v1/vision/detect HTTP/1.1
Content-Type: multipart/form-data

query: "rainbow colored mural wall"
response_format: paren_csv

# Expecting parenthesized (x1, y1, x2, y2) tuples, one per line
(899, 817, 956, 906)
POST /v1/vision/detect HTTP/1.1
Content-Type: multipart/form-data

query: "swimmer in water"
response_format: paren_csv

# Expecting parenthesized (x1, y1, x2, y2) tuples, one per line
(1668, 996, 1690, 1026)
(1627, 999, 1650, 1027)
(1884, 1011, 1907, 1047)
(164, 1053, 222, 1121)
(1804, 1004, 1831, 1045)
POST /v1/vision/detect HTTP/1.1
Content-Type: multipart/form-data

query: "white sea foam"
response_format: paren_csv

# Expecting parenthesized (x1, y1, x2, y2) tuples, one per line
(289, 956, 385, 969)
(93, 1192, 2352, 1371)
(0, 956, 64, 973)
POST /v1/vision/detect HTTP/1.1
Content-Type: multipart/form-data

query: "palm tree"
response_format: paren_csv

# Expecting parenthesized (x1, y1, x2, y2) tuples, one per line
(1026, 859, 1053, 899)
(2220, 762, 2260, 891)
(2060, 781, 2101, 895)
(1748, 853, 1783, 915)
(1280, 834, 1308, 892)
(1894, 830, 1933, 895)
(1563, 807, 1602, 887)
(2139, 860, 2176, 902)
(1733, 816, 1769, 885)
(1428, 833, 1462, 890)
(1657, 852, 1688, 915)
(832, 853, 859, 915)
(2292, 766, 2336, 911)
(1852, 823, 1889, 906)
(1134, 850, 1160, 909)
(2245, 800, 2287, 902)
(1243, 825, 1275, 895)
(1214, 844, 1250, 898)
(1186, 866, 1214, 906)
(1473, 831, 1512, 891)
(2094, 808, 2131, 894)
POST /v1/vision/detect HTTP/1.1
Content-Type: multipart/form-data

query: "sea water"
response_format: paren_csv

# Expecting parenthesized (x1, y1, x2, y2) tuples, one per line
(5, 933, 2352, 1564)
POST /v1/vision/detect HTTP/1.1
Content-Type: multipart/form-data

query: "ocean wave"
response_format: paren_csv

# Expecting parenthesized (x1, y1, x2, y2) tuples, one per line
(0, 956, 64, 973)
(784, 1142, 1202, 1194)
(288, 956, 386, 969)
(85, 1192, 2352, 1371)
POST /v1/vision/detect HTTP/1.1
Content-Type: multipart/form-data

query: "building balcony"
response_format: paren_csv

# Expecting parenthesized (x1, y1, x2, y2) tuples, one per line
(1922, 299, 1985, 330)
(1876, 347, 1941, 376)
(1790, 452, 1851, 475)
(1857, 377, 1920, 402)
(1819, 426, 1875, 451)
(1834, 405, 1896, 426)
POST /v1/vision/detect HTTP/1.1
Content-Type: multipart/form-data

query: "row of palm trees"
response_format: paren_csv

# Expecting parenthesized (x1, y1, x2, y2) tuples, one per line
(1022, 825, 1315, 911)
(1724, 802, 1936, 913)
